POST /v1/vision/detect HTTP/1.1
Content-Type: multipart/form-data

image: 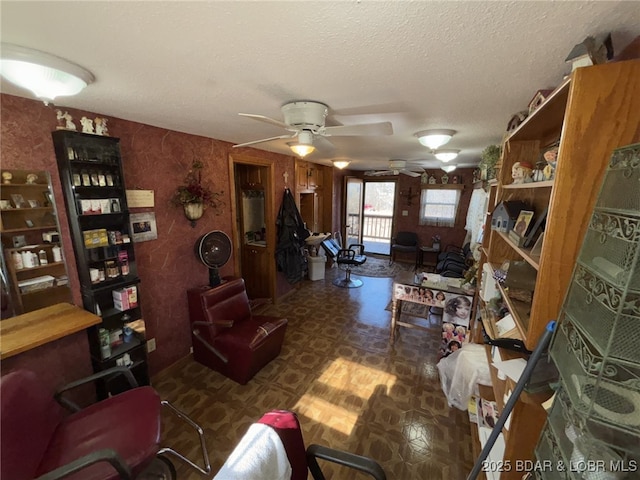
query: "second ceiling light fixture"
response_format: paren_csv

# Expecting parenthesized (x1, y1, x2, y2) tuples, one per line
(414, 129, 460, 162)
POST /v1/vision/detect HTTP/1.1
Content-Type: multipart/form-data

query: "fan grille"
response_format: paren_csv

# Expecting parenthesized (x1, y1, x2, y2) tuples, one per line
(195, 231, 231, 268)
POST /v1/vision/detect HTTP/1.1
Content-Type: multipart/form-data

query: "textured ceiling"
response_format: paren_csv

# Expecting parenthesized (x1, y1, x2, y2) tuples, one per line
(1, 1, 639, 172)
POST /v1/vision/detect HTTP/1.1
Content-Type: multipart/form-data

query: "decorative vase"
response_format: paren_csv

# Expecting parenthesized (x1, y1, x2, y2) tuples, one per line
(183, 202, 204, 227)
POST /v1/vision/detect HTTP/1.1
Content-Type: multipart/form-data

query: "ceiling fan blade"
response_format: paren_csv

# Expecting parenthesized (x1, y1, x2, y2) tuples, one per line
(323, 121, 393, 137)
(400, 169, 421, 178)
(313, 135, 336, 154)
(238, 113, 291, 130)
(365, 170, 394, 177)
(233, 133, 295, 148)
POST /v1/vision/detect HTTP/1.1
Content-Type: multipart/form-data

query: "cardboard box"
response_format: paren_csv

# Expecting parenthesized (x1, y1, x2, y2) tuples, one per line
(112, 285, 138, 311)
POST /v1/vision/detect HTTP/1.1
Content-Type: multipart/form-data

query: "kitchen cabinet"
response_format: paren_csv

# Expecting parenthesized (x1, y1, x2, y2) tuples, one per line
(241, 244, 270, 299)
(296, 160, 322, 190)
(0, 169, 72, 315)
(52, 130, 149, 397)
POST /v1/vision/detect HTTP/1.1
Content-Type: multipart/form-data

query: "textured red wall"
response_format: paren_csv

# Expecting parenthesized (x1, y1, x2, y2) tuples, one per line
(1, 94, 295, 375)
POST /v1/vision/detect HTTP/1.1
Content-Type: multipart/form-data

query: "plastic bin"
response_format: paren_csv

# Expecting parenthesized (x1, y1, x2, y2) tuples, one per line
(308, 255, 326, 281)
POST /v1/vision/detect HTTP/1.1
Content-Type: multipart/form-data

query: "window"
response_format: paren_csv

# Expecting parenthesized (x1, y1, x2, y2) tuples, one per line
(419, 187, 461, 227)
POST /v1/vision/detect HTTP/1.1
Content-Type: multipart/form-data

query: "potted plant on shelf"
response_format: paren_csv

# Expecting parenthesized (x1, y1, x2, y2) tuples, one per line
(172, 160, 224, 227)
(479, 144, 501, 181)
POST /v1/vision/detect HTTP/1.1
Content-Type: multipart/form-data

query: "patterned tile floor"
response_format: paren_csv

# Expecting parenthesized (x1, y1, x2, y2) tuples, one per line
(152, 265, 474, 479)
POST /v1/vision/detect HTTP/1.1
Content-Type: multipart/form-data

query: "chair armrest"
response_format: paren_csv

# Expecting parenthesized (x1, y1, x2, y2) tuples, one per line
(55, 367, 138, 412)
(34, 448, 132, 480)
(348, 243, 365, 255)
(307, 444, 386, 480)
(191, 322, 229, 364)
(193, 319, 234, 328)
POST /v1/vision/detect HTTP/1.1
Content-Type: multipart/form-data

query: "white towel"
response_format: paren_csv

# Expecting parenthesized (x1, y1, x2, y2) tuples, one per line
(213, 423, 292, 480)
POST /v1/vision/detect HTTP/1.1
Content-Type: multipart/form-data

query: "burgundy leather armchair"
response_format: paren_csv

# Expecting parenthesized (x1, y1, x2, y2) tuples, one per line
(188, 277, 288, 385)
(0, 368, 211, 480)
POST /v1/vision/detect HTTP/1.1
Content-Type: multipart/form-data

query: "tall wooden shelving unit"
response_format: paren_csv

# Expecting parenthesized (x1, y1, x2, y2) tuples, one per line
(476, 60, 640, 478)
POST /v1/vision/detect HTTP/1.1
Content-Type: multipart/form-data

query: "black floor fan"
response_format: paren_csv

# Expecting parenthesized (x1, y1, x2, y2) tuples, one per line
(194, 231, 232, 287)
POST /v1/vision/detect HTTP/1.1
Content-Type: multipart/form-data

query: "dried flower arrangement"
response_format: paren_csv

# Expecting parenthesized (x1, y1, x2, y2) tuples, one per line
(172, 160, 224, 211)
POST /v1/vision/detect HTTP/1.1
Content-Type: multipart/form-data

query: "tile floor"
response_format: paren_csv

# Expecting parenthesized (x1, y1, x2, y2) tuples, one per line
(152, 265, 474, 479)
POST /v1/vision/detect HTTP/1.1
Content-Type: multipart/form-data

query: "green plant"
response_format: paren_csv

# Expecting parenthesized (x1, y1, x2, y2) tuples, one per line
(479, 144, 501, 180)
(172, 160, 224, 211)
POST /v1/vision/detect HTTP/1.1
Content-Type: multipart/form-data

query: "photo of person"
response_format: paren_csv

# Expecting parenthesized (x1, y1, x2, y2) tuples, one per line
(434, 291, 446, 307)
(441, 340, 462, 358)
(443, 295, 472, 328)
(424, 289, 434, 305)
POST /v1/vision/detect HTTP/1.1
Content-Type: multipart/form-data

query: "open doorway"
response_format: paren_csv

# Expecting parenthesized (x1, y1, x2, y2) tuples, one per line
(344, 178, 396, 255)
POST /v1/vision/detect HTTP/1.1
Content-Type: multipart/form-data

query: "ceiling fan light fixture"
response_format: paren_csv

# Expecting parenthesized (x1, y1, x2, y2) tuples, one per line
(0, 43, 94, 104)
(441, 165, 457, 173)
(287, 130, 315, 158)
(415, 129, 456, 149)
(332, 160, 350, 169)
(434, 149, 460, 162)
(287, 142, 315, 158)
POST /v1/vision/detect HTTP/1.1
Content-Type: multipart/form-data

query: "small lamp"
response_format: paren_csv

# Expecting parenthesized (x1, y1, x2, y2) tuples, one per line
(415, 129, 456, 149)
(0, 43, 94, 104)
(332, 159, 350, 169)
(288, 130, 315, 158)
(434, 149, 460, 162)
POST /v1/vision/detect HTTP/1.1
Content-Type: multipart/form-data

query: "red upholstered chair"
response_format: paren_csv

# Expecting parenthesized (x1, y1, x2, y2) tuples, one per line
(0, 368, 210, 480)
(214, 410, 386, 480)
(187, 277, 288, 385)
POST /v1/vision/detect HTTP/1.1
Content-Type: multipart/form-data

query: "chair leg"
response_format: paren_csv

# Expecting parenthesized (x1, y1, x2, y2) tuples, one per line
(157, 401, 212, 476)
(332, 266, 363, 288)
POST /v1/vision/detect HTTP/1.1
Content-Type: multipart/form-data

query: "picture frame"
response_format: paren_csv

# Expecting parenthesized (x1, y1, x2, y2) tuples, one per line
(130, 212, 158, 243)
(508, 210, 534, 247)
(28, 199, 40, 208)
(12, 235, 27, 248)
(25, 219, 35, 228)
(10, 193, 27, 209)
(523, 207, 548, 248)
(42, 191, 53, 207)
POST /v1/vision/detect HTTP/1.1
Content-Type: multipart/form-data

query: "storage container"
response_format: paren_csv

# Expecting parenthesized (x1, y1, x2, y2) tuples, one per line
(18, 275, 55, 293)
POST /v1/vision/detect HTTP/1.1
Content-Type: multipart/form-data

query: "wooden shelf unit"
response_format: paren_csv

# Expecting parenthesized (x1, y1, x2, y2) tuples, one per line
(0, 170, 72, 315)
(476, 60, 640, 479)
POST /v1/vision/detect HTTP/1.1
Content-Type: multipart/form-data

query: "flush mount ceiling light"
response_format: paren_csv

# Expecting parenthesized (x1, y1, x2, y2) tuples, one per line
(434, 149, 460, 162)
(287, 130, 315, 158)
(332, 159, 350, 169)
(415, 129, 456, 150)
(0, 43, 94, 104)
(441, 165, 457, 173)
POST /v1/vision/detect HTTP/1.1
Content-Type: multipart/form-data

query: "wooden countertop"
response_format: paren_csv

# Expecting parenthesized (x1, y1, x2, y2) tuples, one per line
(0, 303, 101, 360)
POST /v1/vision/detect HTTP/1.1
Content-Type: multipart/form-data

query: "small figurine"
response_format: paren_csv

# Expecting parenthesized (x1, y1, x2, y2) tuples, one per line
(25, 173, 38, 184)
(56, 110, 76, 131)
(542, 146, 559, 180)
(2, 171, 13, 184)
(95, 117, 109, 136)
(81, 116, 95, 134)
(511, 161, 533, 184)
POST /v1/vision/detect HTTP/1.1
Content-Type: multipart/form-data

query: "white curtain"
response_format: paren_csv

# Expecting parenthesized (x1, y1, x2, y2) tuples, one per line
(466, 188, 488, 249)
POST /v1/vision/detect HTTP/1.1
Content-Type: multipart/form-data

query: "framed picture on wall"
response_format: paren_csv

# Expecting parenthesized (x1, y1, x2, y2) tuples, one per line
(130, 212, 158, 242)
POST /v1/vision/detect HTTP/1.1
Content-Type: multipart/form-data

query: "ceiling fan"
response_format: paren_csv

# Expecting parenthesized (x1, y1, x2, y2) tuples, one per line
(232, 100, 393, 151)
(365, 160, 423, 178)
